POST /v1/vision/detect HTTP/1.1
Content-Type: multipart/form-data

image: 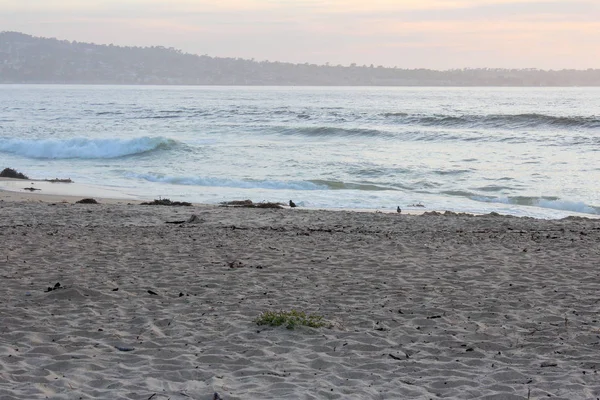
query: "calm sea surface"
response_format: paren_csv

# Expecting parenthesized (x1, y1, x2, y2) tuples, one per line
(1, 85, 598, 218)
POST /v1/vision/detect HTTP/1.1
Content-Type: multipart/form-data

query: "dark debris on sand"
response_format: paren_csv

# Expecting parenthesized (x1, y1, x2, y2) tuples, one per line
(44, 282, 62, 292)
(45, 178, 73, 183)
(220, 199, 283, 209)
(141, 198, 192, 206)
(165, 215, 203, 224)
(220, 199, 253, 206)
(1, 168, 29, 179)
(76, 198, 99, 204)
(254, 202, 284, 209)
(1, 168, 72, 182)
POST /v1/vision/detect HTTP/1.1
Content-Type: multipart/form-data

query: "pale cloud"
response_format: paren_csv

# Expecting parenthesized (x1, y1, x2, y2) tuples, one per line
(0, 0, 598, 69)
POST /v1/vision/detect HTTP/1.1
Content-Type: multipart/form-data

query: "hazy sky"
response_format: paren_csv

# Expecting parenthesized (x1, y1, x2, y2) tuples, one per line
(1, 0, 599, 69)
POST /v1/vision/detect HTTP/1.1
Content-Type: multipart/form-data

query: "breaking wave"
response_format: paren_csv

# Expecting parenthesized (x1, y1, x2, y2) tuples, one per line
(471, 195, 599, 215)
(129, 173, 328, 190)
(382, 112, 600, 130)
(265, 124, 597, 146)
(0, 137, 178, 159)
(128, 174, 399, 192)
(309, 180, 397, 191)
(274, 126, 392, 138)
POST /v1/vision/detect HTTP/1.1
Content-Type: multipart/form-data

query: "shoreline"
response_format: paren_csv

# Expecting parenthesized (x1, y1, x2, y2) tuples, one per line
(2, 177, 599, 220)
(0, 177, 435, 216)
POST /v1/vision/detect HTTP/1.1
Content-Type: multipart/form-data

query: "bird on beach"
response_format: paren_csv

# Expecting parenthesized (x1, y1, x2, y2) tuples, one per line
(289, 200, 297, 208)
(397, 206, 401, 213)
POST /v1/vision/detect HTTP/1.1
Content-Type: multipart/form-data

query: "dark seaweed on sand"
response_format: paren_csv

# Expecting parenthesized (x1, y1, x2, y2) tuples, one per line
(220, 199, 283, 209)
(1, 168, 72, 182)
(46, 178, 73, 183)
(76, 198, 99, 204)
(221, 199, 254, 206)
(253, 202, 284, 209)
(141, 198, 192, 206)
(1, 168, 29, 179)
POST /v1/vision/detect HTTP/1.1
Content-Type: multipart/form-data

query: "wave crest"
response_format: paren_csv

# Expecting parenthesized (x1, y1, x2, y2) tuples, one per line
(472, 195, 599, 215)
(0, 136, 177, 159)
(130, 174, 400, 192)
(309, 180, 396, 191)
(383, 113, 600, 130)
(130, 173, 327, 191)
(275, 126, 391, 138)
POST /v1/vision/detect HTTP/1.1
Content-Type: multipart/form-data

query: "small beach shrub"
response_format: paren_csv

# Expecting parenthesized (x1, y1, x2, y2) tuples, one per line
(255, 310, 327, 329)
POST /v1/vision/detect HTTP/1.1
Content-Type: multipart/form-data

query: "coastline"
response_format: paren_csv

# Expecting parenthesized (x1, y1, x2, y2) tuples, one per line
(0, 178, 432, 215)
(1, 188, 600, 399)
(3, 177, 599, 219)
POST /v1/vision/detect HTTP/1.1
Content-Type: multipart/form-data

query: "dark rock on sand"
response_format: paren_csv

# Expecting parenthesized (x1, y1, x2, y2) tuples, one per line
(45, 282, 62, 292)
(1, 168, 29, 179)
(76, 198, 99, 204)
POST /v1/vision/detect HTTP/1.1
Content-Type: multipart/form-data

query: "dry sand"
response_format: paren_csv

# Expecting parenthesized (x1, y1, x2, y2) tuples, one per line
(1, 191, 599, 400)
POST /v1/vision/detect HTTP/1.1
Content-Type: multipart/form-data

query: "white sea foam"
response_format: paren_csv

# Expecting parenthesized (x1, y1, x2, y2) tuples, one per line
(0, 137, 175, 159)
(129, 173, 327, 191)
(472, 196, 598, 215)
(535, 199, 598, 215)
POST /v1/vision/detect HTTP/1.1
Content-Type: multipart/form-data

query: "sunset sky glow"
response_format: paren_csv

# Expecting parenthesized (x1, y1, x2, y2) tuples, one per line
(1, 0, 598, 69)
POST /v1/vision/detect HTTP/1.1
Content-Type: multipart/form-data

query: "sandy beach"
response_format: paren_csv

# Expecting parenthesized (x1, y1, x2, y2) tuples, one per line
(1, 189, 599, 400)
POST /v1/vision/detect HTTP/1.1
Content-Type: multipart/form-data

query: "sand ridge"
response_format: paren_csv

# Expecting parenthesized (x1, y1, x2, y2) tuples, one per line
(1, 199, 599, 399)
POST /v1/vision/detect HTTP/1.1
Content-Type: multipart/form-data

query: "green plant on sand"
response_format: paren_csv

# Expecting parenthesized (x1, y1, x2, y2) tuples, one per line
(255, 310, 327, 329)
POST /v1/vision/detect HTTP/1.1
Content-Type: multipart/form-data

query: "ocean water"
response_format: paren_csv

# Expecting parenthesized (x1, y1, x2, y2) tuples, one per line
(1, 85, 599, 218)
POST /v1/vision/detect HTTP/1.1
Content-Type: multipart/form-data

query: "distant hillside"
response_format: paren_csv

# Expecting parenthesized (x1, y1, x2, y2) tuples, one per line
(1, 32, 599, 86)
